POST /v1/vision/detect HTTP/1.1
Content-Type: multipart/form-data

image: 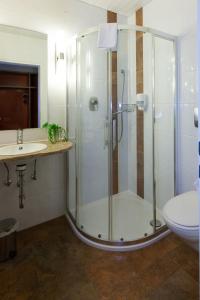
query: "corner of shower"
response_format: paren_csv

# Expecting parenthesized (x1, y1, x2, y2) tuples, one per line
(66, 24, 177, 251)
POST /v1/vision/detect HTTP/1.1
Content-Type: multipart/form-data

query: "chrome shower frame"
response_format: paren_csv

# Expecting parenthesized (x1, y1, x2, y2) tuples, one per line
(66, 24, 178, 251)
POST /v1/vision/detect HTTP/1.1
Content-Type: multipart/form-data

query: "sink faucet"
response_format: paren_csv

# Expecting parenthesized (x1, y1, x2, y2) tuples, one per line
(17, 129, 23, 144)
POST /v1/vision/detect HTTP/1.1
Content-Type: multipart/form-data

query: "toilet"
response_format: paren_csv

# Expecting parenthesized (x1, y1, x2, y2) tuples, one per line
(163, 191, 199, 251)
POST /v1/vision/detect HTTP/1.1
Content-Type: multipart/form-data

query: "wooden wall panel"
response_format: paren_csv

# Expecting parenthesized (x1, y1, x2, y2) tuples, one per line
(136, 8, 144, 198)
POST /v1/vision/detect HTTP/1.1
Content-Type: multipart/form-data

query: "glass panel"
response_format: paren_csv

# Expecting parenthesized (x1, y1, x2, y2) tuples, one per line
(143, 32, 154, 205)
(143, 32, 160, 232)
(67, 40, 77, 219)
(111, 30, 156, 242)
(76, 32, 109, 240)
(154, 37, 175, 209)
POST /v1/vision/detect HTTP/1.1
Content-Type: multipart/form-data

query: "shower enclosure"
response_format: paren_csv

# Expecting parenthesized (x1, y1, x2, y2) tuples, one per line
(67, 25, 177, 251)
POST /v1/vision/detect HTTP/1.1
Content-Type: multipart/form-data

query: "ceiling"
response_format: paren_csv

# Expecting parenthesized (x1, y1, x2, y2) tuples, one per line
(0, 0, 152, 37)
(79, 0, 152, 16)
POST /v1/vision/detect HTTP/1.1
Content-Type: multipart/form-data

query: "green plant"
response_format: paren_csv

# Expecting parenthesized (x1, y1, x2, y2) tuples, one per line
(42, 122, 68, 144)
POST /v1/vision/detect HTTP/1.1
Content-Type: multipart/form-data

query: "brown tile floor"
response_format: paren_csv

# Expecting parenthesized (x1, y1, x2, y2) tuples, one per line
(0, 217, 199, 300)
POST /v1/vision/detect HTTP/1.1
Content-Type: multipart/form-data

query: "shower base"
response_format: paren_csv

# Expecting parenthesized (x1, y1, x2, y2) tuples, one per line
(66, 191, 170, 252)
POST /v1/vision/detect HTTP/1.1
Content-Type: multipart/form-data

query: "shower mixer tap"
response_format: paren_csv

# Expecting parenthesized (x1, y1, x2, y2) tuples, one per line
(119, 103, 136, 113)
(112, 104, 136, 115)
(89, 97, 99, 111)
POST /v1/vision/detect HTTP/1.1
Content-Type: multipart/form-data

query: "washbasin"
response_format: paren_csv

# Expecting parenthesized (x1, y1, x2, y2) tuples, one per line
(0, 143, 47, 156)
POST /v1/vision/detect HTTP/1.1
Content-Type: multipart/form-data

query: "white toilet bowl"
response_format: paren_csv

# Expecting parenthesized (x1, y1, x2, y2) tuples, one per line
(163, 191, 199, 251)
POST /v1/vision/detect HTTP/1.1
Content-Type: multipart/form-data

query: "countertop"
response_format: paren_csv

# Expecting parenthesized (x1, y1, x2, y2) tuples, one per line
(0, 140, 73, 162)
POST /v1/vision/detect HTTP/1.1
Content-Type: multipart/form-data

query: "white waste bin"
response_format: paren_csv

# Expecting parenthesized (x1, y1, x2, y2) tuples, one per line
(0, 218, 18, 262)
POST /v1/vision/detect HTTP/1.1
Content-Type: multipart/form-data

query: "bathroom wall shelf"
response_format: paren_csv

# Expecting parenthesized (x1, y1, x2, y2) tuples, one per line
(0, 141, 73, 162)
(0, 86, 37, 89)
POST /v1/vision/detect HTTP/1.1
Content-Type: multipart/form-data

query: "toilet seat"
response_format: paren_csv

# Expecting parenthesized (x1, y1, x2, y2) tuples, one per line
(164, 215, 198, 232)
(163, 191, 199, 228)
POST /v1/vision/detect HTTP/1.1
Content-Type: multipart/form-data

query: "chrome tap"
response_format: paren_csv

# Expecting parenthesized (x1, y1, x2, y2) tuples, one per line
(17, 129, 23, 144)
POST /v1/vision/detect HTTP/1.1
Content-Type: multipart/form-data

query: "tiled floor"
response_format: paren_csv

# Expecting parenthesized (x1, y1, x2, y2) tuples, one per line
(0, 217, 198, 300)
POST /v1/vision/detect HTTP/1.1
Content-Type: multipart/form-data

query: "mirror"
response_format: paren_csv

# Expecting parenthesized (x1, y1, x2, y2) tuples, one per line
(0, 24, 48, 130)
(0, 63, 39, 130)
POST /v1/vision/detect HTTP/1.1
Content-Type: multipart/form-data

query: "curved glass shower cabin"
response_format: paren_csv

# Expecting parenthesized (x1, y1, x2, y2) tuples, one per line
(67, 25, 177, 251)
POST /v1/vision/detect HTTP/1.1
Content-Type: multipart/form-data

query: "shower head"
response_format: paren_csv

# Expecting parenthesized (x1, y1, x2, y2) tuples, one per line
(121, 69, 125, 75)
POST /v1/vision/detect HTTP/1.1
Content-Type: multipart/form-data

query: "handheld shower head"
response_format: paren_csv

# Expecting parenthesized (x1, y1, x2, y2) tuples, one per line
(121, 69, 125, 75)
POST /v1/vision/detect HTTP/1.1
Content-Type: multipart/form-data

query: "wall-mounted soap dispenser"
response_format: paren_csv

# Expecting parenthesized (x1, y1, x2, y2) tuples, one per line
(136, 94, 148, 111)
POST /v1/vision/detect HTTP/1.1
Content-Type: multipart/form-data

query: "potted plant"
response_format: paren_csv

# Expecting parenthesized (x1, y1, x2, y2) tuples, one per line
(42, 122, 68, 144)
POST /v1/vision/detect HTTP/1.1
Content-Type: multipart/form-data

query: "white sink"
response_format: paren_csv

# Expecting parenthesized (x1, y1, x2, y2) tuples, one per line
(0, 143, 47, 156)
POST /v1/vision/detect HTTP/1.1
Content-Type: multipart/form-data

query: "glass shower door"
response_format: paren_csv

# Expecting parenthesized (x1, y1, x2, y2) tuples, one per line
(153, 36, 175, 209)
(111, 30, 175, 242)
(76, 32, 110, 240)
(111, 30, 156, 242)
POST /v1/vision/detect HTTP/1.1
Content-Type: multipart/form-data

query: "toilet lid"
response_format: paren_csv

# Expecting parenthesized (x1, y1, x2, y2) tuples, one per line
(163, 191, 199, 227)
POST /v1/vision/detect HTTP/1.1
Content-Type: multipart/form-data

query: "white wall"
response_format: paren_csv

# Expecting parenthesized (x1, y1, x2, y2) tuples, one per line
(177, 29, 198, 193)
(143, 0, 198, 195)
